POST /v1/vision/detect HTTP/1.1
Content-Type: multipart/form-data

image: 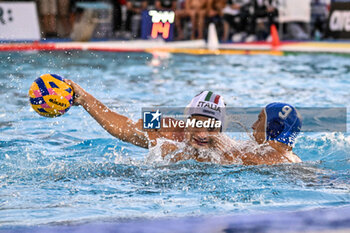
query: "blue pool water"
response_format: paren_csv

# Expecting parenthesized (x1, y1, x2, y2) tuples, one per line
(0, 51, 350, 227)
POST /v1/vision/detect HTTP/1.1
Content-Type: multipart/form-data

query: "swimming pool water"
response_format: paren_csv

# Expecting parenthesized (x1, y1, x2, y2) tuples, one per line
(0, 51, 350, 226)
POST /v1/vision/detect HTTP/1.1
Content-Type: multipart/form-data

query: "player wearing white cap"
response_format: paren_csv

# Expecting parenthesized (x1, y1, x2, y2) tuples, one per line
(65, 79, 231, 162)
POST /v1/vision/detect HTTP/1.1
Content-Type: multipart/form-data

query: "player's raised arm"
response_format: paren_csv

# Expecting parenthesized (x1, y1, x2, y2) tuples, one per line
(65, 79, 149, 148)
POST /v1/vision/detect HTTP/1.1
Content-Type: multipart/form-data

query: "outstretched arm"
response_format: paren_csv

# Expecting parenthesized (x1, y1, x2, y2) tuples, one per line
(65, 79, 149, 148)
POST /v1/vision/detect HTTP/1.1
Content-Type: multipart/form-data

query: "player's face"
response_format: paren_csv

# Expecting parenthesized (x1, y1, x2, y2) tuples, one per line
(252, 110, 266, 144)
(184, 115, 221, 150)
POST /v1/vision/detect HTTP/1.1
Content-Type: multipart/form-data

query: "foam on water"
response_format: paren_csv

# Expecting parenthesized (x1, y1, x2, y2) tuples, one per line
(0, 51, 350, 226)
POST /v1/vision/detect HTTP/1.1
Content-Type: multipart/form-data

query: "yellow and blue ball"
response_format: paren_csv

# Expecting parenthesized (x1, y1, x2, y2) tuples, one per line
(29, 74, 74, 118)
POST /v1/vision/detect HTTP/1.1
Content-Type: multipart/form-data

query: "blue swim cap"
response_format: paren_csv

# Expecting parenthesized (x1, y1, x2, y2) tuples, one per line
(264, 102, 302, 146)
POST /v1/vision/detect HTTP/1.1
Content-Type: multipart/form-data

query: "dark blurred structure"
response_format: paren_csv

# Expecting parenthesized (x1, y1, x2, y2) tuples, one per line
(310, 0, 328, 40)
(112, 0, 125, 35)
(221, 0, 328, 42)
(252, 0, 278, 40)
(222, 0, 250, 42)
(125, 0, 147, 38)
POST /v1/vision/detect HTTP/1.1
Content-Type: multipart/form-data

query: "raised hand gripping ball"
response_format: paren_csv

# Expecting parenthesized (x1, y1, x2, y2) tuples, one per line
(29, 74, 74, 117)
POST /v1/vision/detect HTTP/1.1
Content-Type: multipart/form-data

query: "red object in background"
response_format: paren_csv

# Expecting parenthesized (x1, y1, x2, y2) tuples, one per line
(270, 24, 280, 48)
(118, 0, 126, 5)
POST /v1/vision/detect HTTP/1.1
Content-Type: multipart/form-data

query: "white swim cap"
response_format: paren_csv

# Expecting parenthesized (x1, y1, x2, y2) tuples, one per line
(185, 91, 226, 126)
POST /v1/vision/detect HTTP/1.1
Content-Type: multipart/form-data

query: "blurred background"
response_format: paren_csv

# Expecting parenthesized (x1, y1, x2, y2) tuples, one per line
(0, 0, 344, 43)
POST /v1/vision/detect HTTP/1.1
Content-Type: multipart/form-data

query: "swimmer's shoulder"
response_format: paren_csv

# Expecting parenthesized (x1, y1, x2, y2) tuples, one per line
(235, 141, 270, 165)
(238, 141, 300, 165)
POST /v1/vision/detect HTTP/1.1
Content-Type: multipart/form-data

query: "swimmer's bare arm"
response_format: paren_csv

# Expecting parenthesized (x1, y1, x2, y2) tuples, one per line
(65, 79, 149, 148)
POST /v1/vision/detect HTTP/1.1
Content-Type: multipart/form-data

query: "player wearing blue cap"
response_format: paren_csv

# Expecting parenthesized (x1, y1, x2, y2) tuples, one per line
(238, 102, 302, 165)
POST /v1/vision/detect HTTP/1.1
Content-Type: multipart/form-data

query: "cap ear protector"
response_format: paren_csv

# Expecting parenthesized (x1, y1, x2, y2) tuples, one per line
(266, 118, 285, 138)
